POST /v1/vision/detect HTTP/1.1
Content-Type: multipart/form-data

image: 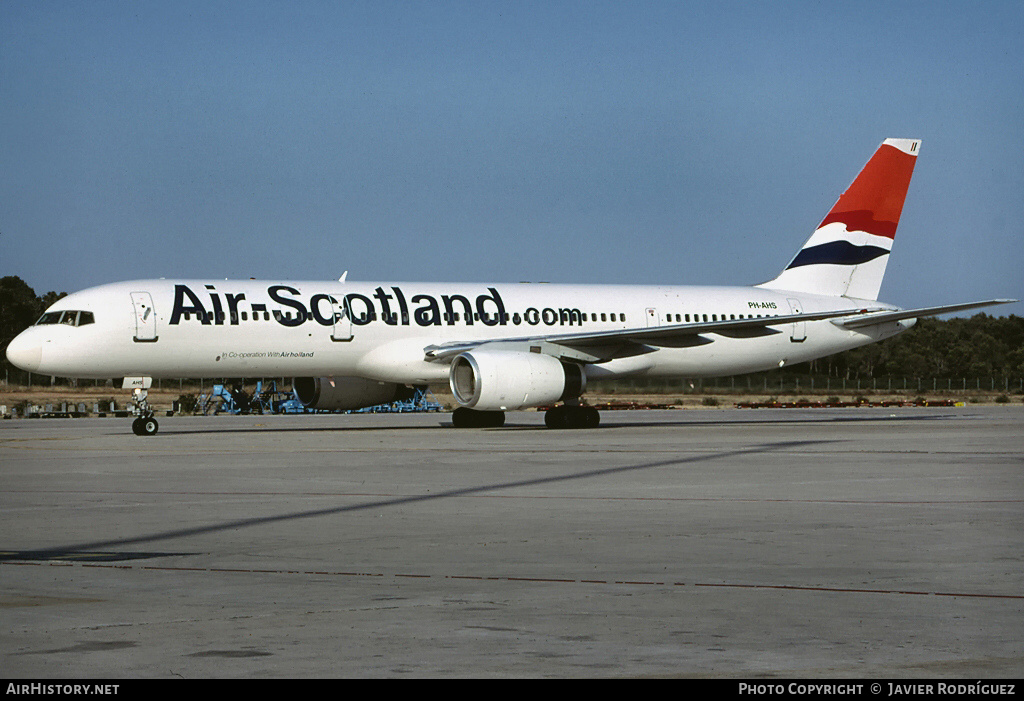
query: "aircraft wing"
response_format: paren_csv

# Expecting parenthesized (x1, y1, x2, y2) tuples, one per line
(424, 298, 1016, 364)
(423, 306, 880, 364)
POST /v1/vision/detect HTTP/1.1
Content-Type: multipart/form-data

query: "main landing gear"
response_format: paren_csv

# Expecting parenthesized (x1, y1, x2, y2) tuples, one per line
(544, 404, 600, 429)
(130, 387, 159, 436)
(451, 404, 600, 429)
(451, 407, 505, 428)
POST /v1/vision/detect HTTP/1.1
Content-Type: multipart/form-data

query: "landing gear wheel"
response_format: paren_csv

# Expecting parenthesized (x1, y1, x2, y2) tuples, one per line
(452, 407, 505, 428)
(544, 405, 600, 429)
(544, 405, 569, 429)
(132, 416, 159, 436)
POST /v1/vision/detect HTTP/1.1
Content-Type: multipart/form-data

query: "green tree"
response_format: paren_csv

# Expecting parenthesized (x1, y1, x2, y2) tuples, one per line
(1, 276, 66, 382)
(1, 276, 41, 344)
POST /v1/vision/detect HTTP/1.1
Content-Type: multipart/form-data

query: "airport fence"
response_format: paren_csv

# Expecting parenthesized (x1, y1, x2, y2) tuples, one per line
(588, 372, 1024, 399)
(0, 371, 298, 396)
(4, 368, 1024, 400)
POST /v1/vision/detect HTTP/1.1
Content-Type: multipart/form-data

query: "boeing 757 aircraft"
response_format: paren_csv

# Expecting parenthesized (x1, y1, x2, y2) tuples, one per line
(5, 138, 1014, 434)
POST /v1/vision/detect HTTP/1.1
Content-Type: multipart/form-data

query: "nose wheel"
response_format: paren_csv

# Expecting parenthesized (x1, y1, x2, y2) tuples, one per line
(132, 415, 159, 436)
(130, 386, 159, 436)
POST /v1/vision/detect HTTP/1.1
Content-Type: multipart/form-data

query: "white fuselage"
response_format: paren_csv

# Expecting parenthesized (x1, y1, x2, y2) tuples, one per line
(10, 278, 909, 383)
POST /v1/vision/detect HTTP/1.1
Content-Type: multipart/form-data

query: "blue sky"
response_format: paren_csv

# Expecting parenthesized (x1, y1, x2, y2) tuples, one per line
(2, 1, 1021, 316)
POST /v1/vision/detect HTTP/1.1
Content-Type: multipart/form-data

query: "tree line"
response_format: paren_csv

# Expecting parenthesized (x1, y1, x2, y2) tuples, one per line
(1, 276, 66, 381)
(1, 275, 1022, 385)
(804, 314, 1024, 380)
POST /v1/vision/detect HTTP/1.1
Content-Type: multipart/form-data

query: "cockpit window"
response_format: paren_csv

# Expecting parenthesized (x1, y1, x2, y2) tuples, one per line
(35, 310, 95, 327)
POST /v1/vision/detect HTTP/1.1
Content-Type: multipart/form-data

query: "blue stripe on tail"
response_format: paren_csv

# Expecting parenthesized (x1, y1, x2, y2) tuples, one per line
(787, 241, 889, 269)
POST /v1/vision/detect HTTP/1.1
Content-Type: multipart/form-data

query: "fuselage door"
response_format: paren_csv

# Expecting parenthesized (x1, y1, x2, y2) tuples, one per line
(787, 298, 806, 342)
(645, 308, 660, 327)
(331, 295, 353, 342)
(130, 292, 158, 342)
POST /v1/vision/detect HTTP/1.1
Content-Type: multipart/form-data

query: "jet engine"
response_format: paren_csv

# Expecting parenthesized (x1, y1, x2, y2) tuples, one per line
(294, 376, 416, 411)
(449, 349, 585, 411)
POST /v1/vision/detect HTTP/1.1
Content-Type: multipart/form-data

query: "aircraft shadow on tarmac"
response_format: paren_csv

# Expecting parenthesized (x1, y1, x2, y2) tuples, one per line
(1, 438, 827, 563)
(111, 409, 963, 437)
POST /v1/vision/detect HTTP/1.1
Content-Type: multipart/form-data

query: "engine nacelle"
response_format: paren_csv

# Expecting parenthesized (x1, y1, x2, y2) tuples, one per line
(294, 376, 415, 411)
(449, 349, 585, 411)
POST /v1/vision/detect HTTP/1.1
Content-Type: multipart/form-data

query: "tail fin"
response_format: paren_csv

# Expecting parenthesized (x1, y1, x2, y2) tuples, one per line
(759, 138, 921, 300)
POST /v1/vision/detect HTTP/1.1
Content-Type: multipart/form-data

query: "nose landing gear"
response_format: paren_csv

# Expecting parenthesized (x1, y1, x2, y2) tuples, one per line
(130, 385, 158, 436)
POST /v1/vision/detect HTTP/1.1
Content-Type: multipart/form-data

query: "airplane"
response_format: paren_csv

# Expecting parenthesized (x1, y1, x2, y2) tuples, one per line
(5, 138, 1015, 435)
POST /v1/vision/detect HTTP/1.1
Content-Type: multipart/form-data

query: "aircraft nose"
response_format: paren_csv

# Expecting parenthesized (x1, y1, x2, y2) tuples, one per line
(5, 332, 42, 373)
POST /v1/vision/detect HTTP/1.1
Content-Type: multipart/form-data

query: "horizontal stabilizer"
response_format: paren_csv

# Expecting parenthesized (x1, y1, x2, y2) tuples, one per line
(834, 299, 1017, 329)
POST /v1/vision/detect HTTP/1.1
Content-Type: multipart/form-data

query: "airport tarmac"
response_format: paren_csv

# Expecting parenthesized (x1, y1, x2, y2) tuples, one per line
(2, 406, 1022, 678)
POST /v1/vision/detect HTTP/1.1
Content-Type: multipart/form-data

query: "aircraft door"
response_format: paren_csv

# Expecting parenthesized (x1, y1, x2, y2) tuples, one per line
(645, 308, 660, 327)
(331, 295, 353, 342)
(787, 298, 806, 342)
(130, 292, 159, 342)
